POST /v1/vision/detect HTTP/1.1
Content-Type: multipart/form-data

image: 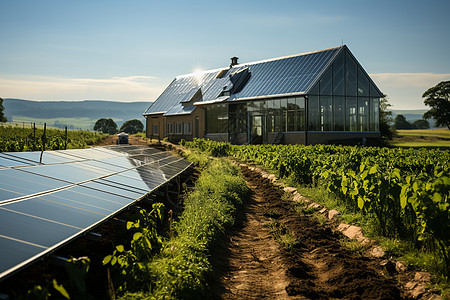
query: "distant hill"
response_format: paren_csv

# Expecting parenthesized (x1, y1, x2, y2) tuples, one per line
(2, 99, 151, 130)
(391, 109, 428, 122)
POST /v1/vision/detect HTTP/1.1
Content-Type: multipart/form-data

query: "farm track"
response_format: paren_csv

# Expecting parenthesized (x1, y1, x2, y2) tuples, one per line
(210, 165, 403, 299)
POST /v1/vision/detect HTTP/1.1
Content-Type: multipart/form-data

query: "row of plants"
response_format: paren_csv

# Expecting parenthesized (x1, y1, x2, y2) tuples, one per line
(180, 139, 450, 278)
(0, 126, 107, 152)
(104, 154, 249, 299)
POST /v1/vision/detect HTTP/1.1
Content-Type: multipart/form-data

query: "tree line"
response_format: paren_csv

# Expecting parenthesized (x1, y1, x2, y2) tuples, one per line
(93, 118, 144, 135)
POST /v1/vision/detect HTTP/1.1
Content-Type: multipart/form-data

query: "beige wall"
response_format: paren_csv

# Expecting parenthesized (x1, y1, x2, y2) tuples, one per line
(145, 114, 164, 138)
(146, 107, 205, 141)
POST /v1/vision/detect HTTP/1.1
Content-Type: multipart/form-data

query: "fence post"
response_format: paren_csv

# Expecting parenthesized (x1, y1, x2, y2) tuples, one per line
(33, 123, 36, 151)
(64, 127, 68, 150)
(40, 123, 47, 164)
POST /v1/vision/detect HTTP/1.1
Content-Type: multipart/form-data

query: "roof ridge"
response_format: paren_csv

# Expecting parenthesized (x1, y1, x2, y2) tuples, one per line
(175, 45, 344, 79)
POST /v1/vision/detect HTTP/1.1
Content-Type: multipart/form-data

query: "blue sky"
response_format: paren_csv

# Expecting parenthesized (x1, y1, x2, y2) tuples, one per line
(1, 0, 449, 109)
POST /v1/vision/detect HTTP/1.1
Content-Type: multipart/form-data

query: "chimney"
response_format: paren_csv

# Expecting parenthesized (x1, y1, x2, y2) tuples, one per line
(230, 56, 239, 67)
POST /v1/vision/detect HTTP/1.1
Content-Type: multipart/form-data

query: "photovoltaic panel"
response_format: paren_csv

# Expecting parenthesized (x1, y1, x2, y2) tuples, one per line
(0, 145, 191, 280)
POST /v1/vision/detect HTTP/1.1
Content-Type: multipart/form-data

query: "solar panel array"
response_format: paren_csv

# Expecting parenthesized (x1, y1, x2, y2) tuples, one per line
(0, 145, 191, 280)
(143, 46, 343, 116)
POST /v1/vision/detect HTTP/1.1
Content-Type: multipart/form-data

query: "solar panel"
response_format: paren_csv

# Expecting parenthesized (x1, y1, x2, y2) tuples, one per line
(0, 145, 191, 280)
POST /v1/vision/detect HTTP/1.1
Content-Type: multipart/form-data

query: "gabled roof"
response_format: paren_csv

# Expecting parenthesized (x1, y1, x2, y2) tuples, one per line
(143, 45, 381, 116)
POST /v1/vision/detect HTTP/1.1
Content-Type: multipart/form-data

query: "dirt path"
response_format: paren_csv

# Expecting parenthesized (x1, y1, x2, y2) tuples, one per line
(219, 175, 291, 299)
(213, 165, 403, 299)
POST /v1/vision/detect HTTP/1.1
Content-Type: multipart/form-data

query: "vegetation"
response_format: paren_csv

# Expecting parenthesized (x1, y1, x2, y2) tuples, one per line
(0, 97, 6, 122)
(104, 155, 248, 299)
(181, 139, 450, 279)
(423, 80, 450, 129)
(94, 118, 118, 134)
(394, 114, 430, 130)
(0, 125, 107, 152)
(391, 129, 450, 148)
(380, 95, 395, 140)
(119, 119, 144, 134)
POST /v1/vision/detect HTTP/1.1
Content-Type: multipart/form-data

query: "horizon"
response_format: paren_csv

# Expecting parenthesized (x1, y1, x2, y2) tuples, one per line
(1, 0, 449, 110)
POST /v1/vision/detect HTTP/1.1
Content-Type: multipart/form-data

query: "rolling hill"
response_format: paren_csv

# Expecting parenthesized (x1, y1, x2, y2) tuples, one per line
(2, 99, 151, 130)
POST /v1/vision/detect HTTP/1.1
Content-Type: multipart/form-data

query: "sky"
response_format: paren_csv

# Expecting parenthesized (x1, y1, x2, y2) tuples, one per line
(1, 0, 449, 110)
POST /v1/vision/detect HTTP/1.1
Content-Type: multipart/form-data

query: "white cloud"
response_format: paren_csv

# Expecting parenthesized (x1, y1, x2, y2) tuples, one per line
(369, 73, 450, 110)
(0, 75, 166, 102)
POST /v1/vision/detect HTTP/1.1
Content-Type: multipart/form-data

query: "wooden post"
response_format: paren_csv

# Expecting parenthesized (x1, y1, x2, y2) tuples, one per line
(64, 126, 68, 150)
(33, 123, 36, 151)
(40, 123, 47, 164)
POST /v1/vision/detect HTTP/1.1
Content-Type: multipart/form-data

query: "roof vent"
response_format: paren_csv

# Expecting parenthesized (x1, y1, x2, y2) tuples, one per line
(230, 56, 239, 67)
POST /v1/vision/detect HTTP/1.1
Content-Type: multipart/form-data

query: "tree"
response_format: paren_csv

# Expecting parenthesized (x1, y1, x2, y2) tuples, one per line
(394, 114, 414, 129)
(93, 118, 118, 134)
(119, 119, 144, 134)
(0, 97, 7, 122)
(379, 95, 395, 139)
(412, 119, 430, 129)
(422, 80, 450, 129)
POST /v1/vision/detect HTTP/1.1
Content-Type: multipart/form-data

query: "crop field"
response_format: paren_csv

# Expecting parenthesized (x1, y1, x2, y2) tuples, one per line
(181, 139, 450, 281)
(0, 125, 107, 152)
(1, 137, 448, 299)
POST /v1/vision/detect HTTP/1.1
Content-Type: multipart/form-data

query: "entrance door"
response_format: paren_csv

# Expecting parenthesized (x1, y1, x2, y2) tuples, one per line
(251, 115, 264, 144)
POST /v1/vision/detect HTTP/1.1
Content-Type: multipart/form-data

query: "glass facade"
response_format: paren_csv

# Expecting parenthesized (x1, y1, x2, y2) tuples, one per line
(205, 49, 381, 139)
(306, 50, 381, 132)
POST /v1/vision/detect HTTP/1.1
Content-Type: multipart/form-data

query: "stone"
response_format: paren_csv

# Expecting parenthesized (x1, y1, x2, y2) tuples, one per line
(370, 246, 386, 258)
(307, 202, 322, 210)
(283, 186, 297, 194)
(395, 261, 407, 273)
(318, 208, 327, 214)
(328, 209, 340, 219)
(414, 271, 432, 283)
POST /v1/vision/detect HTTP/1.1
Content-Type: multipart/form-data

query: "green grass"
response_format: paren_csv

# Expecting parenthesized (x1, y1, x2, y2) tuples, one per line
(115, 156, 249, 300)
(396, 129, 450, 138)
(4, 116, 104, 130)
(391, 128, 450, 147)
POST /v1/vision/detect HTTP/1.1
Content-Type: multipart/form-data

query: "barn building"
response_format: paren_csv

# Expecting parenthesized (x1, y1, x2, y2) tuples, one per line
(143, 45, 383, 145)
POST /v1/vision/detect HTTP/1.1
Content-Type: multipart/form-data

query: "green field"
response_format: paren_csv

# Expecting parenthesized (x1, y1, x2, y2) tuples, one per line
(391, 128, 450, 147)
(5, 116, 128, 130)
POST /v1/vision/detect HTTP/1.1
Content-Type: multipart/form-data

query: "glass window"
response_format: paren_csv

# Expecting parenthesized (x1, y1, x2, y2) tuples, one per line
(320, 67, 332, 95)
(333, 53, 345, 95)
(287, 98, 297, 110)
(280, 98, 287, 110)
(309, 83, 319, 95)
(358, 67, 369, 96)
(206, 104, 228, 133)
(371, 98, 380, 131)
(183, 122, 191, 134)
(320, 96, 333, 131)
(334, 96, 345, 131)
(345, 52, 357, 96)
(295, 97, 305, 131)
(308, 96, 319, 131)
(370, 82, 383, 98)
(358, 98, 369, 131)
(346, 97, 357, 131)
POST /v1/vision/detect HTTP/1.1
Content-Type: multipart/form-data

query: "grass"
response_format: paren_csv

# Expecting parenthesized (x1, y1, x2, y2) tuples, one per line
(396, 128, 450, 138)
(266, 221, 298, 251)
(115, 156, 249, 299)
(391, 128, 450, 147)
(3, 116, 103, 130)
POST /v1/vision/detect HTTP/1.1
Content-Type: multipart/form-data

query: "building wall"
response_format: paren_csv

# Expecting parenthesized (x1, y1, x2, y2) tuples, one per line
(145, 114, 164, 139)
(163, 107, 206, 141)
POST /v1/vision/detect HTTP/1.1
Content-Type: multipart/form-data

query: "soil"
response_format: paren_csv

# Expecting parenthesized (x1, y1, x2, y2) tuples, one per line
(93, 134, 150, 147)
(209, 165, 403, 299)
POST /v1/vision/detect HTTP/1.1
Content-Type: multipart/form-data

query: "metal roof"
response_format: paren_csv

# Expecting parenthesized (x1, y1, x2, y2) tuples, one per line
(144, 45, 381, 115)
